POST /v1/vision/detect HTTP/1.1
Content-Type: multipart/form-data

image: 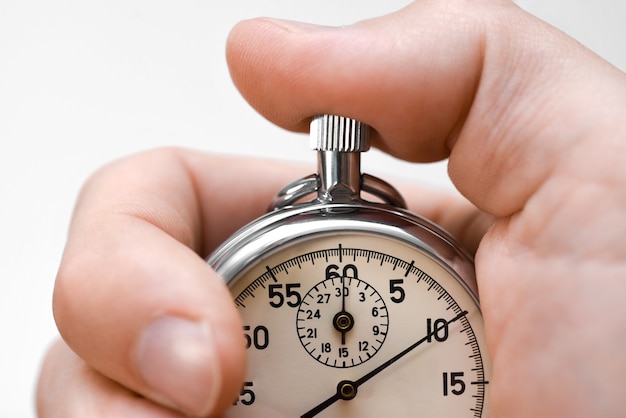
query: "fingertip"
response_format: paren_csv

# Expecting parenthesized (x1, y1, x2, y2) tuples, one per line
(53, 231, 246, 416)
(210, 311, 247, 414)
(226, 17, 333, 132)
(136, 314, 245, 416)
(225, 7, 485, 162)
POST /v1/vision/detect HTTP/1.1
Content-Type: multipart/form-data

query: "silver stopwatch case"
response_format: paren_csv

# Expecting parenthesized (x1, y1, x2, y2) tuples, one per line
(209, 115, 477, 302)
(207, 115, 489, 417)
(209, 199, 478, 305)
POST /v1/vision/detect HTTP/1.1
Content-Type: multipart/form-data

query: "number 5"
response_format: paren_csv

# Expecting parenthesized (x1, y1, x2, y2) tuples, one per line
(389, 279, 405, 303)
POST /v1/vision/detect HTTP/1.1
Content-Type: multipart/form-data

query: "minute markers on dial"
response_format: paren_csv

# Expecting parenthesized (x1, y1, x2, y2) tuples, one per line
(228, 240, 489, 417)
(300, 310, 470, 418)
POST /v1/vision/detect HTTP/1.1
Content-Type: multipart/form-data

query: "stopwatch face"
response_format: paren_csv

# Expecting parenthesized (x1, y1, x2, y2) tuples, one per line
(224, 231, 491, 418)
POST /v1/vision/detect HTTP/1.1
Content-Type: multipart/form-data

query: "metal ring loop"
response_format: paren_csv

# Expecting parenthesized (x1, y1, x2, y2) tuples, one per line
(269, 174, 320, 211)
(269, 173, 407, 211)
(362, 174, 407, 209)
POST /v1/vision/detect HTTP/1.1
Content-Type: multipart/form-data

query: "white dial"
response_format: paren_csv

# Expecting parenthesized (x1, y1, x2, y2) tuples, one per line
(226, 232, 491, 418)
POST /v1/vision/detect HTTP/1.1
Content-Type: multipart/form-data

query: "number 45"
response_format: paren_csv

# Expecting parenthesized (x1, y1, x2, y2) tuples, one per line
(233, 381, 255, 406)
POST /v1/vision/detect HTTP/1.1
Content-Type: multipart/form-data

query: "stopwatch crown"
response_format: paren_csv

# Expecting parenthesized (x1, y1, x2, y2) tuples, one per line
(269, 114, 405, 209)
(310, 115, 371, 153)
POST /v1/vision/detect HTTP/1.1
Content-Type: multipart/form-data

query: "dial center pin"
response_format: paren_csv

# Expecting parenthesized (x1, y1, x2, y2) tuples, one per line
(333, 311, 355, 333)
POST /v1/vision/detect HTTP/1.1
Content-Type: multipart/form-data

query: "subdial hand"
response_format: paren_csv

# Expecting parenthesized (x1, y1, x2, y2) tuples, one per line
(332, 275, 354, 344)
(301, 310, 469, 418)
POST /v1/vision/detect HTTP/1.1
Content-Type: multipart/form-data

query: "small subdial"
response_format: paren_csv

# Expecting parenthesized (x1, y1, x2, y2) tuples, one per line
(296, 264, 389, 368)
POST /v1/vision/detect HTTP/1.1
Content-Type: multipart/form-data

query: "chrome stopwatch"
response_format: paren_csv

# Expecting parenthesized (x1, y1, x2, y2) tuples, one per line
(208, 115, 491, 417)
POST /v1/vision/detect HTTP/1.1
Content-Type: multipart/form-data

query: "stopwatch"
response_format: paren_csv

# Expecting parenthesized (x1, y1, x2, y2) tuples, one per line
(208, 115, 491, 417)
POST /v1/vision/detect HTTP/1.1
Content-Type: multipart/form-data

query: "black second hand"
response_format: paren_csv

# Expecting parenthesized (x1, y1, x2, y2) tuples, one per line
(341, 275, 347, 344)
(300, 310, 469, 418)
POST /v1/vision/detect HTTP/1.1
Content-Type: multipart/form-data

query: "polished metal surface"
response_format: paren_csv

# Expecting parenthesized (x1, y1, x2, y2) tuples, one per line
(270, 115, 407, 209)
(313, 115, 369, 204)
(208, 201, 479, 305)
(316, 150, 362, 203)
(310, 114, 370, 152)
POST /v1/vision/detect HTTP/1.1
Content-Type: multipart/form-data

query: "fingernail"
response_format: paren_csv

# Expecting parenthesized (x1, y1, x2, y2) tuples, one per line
(137, 316, 221, 416)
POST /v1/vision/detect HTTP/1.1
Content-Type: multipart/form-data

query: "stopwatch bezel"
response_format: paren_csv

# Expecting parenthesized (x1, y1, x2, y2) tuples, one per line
(208, 201, 479, 306)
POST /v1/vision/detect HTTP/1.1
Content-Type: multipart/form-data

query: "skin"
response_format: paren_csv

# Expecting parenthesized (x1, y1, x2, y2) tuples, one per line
(38, 0, 626, 416)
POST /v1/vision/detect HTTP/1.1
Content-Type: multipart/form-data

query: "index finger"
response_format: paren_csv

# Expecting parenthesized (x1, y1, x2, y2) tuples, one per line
(53, 148, 312, 416)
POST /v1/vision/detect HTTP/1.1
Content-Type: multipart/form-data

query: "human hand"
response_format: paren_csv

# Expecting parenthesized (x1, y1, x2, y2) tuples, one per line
(38, 0, 626, 417)
(37, 152, 312, 417)
(225, 1, 626, 416)
(36, 150, 482, 418)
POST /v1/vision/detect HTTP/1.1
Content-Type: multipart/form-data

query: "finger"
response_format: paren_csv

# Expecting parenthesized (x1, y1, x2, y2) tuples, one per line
(53, 149, 312, 416)
(37, 340, 184, 418)
(226, 0, 626, 218)
(398, 182, 493, 254)
(53, 148, 485, 417)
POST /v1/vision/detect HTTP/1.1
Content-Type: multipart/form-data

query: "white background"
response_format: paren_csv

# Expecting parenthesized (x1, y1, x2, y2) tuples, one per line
(1, 1, 625, 416)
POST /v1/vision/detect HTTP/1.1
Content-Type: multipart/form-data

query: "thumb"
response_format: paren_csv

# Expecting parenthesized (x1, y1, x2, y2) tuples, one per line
(226, 0, 626, 218)
(226, 4, 482, 162)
